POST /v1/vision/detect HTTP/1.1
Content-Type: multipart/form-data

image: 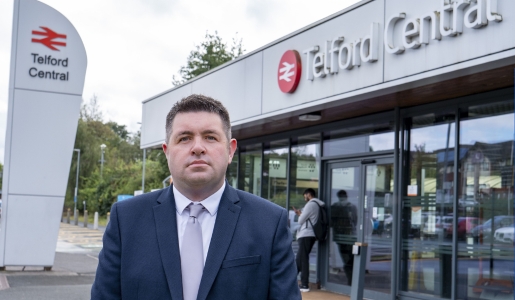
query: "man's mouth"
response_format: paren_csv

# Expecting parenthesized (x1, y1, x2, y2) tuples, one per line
(189, 160, 208, 166)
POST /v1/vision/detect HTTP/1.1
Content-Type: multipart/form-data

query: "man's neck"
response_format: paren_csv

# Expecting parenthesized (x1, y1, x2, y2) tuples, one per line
(173, 181, 225, 202)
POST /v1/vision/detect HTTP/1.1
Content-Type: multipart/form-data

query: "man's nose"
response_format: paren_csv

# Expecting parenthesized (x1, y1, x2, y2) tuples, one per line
(191, 137, 206, 155)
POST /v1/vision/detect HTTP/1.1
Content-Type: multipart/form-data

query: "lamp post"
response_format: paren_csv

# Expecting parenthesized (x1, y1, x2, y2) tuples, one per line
(100, 144, 106, 179)
(137, 122, 146, 193)
(142, 149, 146, 192)
(73, 149, 81, 219)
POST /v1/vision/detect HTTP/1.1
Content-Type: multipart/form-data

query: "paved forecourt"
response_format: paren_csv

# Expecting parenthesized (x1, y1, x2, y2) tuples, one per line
(0, 222, 102, 300)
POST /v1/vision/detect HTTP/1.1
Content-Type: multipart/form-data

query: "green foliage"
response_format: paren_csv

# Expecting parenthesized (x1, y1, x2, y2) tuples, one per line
(172, 31, 245, 86)
(65, 96, 170, 216)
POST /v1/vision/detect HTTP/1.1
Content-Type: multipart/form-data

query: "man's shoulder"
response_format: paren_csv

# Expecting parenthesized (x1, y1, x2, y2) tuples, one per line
(308, 198, 324, 207)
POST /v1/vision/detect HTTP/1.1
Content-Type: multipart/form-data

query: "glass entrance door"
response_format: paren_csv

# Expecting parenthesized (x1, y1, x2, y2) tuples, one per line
(324, 158, 394, 298)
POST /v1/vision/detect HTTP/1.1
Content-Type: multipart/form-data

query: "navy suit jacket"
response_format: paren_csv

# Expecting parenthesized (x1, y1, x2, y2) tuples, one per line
(91, 184, 301, 300)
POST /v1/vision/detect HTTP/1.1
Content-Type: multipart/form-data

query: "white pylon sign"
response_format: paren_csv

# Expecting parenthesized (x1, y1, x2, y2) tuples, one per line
(0, 0, 87, 267)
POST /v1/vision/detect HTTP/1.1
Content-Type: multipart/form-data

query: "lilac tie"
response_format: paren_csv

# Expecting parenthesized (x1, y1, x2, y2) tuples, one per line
(181, 203, 205, 300)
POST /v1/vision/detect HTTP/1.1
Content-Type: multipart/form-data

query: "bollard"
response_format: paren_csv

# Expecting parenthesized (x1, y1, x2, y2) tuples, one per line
(66, 208, 70, 224)
(84, 210, 88, 228)
(94, 212, 99, 230)
(74, 209, 79, 226)
(106, 212, 110, 227)
(350, 242, 368, 300)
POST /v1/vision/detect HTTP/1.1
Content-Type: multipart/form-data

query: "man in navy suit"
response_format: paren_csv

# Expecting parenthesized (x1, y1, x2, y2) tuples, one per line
(91, 94, 301, 299)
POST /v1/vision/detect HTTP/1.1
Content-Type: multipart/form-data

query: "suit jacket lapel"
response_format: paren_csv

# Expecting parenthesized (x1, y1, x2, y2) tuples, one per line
(153, 187, 183, 300)
(197, 185, 241, 300)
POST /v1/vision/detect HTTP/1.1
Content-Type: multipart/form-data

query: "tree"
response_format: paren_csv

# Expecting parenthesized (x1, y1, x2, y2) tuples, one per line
(80, 94, 103, 122)
(172, 31, 245, 86)
(64, 94, 177, 215)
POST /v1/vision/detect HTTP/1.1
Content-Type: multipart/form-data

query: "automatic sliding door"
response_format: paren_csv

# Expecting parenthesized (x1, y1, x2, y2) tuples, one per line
(325, 158, 394, 299)
(327, 161, 361, 289)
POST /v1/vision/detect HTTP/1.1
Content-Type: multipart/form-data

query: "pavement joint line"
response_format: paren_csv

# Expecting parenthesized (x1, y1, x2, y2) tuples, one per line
(2, 271, 78, 276)
(0, 274, 9, 290)
(87, 254, 99, 261)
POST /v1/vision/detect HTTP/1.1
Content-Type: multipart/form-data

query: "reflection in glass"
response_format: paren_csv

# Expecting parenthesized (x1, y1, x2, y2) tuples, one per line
(328, 165, 360, 286)
(323, 120, 394, 156)
(238, 144, 262, 196)
(290, 135, 321, 217)
(226, 148, 238, 187)
(457, 101, 514, 299)
(262, 140, 289, 208)
(401, 112, 455, 298)
(289, 134, 320, 284)
(363, 163, 394, 294)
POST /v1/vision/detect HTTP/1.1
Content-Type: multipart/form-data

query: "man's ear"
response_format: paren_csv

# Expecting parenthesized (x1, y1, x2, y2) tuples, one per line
(228, 139, 237, 163)
(162, 143, 168, 156)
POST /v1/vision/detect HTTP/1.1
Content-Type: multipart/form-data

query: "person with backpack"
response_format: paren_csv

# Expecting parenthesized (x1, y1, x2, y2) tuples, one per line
(293, 188, 326, 292)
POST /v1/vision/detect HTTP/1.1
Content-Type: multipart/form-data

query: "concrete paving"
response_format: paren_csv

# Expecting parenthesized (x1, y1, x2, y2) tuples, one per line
(301, 283, 350, 300)
(0, 252, 98, 300)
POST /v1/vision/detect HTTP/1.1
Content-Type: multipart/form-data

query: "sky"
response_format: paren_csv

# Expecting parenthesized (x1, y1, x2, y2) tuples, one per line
(0, 0, 362, 164)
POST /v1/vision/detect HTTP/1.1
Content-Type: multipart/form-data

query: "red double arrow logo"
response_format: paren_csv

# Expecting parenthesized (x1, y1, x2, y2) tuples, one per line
(32, 27, 67, 51)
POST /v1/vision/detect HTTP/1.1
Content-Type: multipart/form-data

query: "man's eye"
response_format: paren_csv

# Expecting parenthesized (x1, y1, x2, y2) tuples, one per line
(206, 136, 216, 141)
(179, 137, 190, 142)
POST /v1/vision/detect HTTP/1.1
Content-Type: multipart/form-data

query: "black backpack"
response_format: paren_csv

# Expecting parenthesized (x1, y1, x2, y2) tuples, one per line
(307, 201, 329, 242)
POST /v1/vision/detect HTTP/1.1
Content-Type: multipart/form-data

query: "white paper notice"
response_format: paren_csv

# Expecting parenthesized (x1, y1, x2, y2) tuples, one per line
(407, 185, 418, 196)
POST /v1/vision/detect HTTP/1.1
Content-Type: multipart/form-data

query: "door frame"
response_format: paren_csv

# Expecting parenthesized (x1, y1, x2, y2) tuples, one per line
(319, 155, 394, 299)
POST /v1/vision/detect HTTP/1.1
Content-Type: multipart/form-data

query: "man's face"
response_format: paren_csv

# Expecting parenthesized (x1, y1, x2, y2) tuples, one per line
(162, 111, 237, 194)
(303, 193, 310, 202)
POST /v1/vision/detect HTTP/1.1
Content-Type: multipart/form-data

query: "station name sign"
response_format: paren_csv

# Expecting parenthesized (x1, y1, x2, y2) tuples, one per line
(28, 26, 70, 81)
(385, 0, 502, 54)
(29, 53, 69, 81)
(303, 23, 379, 81)
(288, 0, 503, 87)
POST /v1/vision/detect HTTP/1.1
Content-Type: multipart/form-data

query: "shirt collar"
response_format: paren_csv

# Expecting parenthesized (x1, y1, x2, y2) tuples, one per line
(173, 182, 225, 216)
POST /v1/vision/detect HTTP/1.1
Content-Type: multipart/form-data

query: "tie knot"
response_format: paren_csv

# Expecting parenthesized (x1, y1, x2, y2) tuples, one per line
(188, 203, 205, 219)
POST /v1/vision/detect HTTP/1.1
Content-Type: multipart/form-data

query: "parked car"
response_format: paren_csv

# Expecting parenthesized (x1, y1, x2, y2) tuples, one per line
(494, 227, 514, 244)
(458, 196, 479, 208)
(471, 215, 514, 242)
(446, 217, 479, 239)
(422, 215, 453, 239)
(441, 216, 454, 237)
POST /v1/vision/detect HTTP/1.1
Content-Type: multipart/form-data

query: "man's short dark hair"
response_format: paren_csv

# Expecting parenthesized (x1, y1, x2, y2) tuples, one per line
(165, 94, 231, 143)
(303, 188, 316, 198)
(337, 190, 347, 200)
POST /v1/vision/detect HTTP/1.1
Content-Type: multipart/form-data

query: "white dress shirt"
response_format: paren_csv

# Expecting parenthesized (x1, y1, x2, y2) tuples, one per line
(174, 183, 224, 264)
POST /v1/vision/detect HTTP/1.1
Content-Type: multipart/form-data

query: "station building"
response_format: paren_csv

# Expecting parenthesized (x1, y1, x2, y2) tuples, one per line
(140, 0, 515, 299)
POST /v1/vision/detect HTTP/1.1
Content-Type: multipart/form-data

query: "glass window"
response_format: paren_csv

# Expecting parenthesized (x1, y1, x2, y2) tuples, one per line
(226, 148, 238, 188)
(457, 101, 514, 299)
(262, 140, 289, 208)
(401, 111, 456, 298)
(290, 134, 321, 214)
(323, 120, 394, 156)
(238, 144, 262, 196)
(289, 134, 321, 284)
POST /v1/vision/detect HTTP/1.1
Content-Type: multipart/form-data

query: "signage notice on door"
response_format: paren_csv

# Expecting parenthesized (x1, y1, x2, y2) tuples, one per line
(407, 185, 418, 196)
